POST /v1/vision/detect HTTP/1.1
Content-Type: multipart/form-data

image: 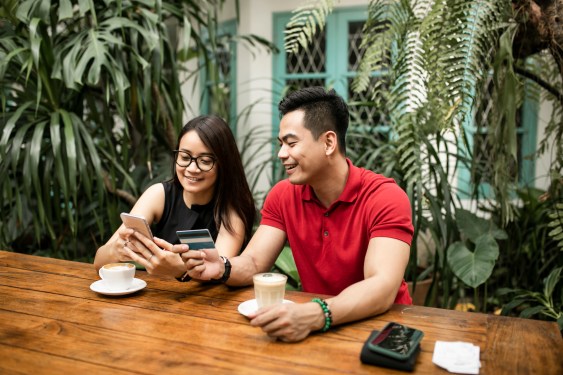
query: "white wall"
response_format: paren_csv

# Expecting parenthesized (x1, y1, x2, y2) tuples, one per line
(535, 100, 554, 191)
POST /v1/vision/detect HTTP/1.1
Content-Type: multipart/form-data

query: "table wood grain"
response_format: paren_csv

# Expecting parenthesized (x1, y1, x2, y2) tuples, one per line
(0, 250, 561, 374)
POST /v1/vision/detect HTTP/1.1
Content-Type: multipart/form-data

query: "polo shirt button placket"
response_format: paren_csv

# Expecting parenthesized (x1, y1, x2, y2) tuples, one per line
(324, 230, 329, 237)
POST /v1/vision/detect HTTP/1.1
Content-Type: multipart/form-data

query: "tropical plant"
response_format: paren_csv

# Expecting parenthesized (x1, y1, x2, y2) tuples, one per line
(498, 266, 562, 330)
(484, 188, 562, 319)
(272, 246, 302, 291)
(283, 0, 562, 311)
(0, 0, 275, 260)
(447, 209, 507, 311)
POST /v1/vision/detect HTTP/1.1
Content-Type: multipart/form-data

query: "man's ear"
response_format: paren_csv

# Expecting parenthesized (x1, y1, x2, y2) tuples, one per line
(324, 131, 338, 156)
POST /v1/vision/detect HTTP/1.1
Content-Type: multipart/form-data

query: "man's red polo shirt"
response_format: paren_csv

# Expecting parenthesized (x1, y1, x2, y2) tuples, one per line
(261, 159, 414, 304)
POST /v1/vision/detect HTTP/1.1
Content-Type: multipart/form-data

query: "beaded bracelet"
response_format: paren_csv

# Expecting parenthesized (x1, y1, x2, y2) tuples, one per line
(312, 298, 332, 332)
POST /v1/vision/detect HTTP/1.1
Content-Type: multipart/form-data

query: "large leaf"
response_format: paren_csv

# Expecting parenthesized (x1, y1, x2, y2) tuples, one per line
(447, 233, 499, 288)
(274, 246, 301, 288)
(456, 208, 507, 242)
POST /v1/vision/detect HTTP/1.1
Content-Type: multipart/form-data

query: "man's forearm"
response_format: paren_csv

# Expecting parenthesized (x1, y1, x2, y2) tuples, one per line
(327, 277, 399, 326)
(224, 254, 261, 287)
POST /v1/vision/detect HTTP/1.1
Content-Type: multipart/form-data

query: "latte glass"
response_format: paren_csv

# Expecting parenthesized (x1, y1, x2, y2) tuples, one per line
(99, 263, 135, 291)
(253, 272, 287, 308)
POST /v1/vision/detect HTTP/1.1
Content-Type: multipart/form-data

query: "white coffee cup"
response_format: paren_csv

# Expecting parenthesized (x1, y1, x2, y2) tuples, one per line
(99, 263, 135, 291)
(253, 272, 288, 308)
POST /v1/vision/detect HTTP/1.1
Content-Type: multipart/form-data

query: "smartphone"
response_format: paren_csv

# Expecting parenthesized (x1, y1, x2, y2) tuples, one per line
(120, 212, 153, 239)
(176, 229, 215, 250)
(367, 322, 424, 361)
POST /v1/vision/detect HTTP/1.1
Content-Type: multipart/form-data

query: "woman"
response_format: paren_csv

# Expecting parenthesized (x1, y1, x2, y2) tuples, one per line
(94, 115, 256, 279)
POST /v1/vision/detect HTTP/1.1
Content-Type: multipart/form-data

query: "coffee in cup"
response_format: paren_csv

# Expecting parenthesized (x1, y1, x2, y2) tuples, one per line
(99, 263, 135, 291)
(253, 272, 288, 308)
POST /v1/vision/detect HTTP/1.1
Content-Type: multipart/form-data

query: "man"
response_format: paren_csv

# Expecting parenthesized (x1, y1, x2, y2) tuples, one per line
(182, 87, 413, 342)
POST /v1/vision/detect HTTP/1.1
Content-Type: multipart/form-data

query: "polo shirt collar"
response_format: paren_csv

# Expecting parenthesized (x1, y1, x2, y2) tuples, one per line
(303, 158, 360, 204)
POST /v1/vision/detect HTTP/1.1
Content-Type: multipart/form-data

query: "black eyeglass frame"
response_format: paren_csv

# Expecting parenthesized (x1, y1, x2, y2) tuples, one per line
(173, 150, 217, 171)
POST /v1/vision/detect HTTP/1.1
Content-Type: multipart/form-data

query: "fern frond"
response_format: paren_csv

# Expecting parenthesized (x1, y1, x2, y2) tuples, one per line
(441, 0, 506, 127)
(393, 112, 422, 190)
(352, 0, 398, 95)
(284, 0, 335, 54)
(389, 30, 427, 115)
(419, 0, 450, 128)
(548, 203, 563, 251)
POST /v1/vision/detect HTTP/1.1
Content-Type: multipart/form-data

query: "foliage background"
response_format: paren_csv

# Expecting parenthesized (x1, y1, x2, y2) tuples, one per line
(0, 0, 275, 261)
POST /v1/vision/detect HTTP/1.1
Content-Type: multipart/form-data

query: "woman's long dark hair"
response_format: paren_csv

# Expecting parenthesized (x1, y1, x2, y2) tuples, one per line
(172, 115, 256, 246)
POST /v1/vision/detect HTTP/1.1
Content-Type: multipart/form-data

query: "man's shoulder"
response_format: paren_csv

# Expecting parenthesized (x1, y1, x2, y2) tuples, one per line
(354, 165, 398, 189)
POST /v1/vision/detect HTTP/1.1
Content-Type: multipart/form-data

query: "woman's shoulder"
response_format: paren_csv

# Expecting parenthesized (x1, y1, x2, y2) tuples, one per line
(131, 183, 166, 223)
(142, 182, 166, 197)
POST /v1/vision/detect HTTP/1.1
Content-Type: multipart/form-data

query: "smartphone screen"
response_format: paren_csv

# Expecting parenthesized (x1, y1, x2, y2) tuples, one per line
(368, 322, 423, 359)
(176, 229, 215, 250)
(120, 213, 153, 239)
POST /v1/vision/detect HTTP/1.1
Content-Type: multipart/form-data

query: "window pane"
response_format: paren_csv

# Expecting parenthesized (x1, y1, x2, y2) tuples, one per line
(216, 41, 231, 79)
(348, 76, 389, 126)
(348, 21, 365, 71)
(286, 28, 326, 74)
(204, 31, 235, 123)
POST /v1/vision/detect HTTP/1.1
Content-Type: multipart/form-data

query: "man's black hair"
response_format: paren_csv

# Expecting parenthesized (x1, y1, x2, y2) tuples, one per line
(278, 86, 349, 155)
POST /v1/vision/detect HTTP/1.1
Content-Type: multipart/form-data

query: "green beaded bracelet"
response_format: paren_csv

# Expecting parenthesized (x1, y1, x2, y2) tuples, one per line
(312, 298, 332, 332)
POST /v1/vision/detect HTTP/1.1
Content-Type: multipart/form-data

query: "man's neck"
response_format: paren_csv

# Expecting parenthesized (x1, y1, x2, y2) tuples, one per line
(310, 157, 349, 208)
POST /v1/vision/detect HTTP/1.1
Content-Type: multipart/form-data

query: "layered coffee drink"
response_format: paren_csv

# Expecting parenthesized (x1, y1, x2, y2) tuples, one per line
(253, 273, 287, 308)
(99, 263, 135, 290)
(103, 263, 134, 271)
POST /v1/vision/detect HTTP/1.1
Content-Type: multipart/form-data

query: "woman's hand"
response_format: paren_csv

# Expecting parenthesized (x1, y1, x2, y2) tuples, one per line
(126, 232, 189, 278)
(110, 227, 136, 262)
(181, 248, 224, 281)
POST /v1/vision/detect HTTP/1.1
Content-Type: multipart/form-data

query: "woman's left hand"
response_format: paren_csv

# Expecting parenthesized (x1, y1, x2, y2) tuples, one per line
(126, 233, 189, 278)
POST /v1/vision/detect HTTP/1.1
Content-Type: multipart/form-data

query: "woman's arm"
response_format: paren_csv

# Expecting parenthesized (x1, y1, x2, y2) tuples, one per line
(93, 184, 165, 271)
(214, 209, 248, 258)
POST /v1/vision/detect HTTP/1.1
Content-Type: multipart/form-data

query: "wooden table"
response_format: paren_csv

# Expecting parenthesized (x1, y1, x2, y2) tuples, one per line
(1, 250, 561, 374)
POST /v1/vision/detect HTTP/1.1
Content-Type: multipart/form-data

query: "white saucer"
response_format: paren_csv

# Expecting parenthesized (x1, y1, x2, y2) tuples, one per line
(237, 299, 294, 317)
(90, 278, 147, 296)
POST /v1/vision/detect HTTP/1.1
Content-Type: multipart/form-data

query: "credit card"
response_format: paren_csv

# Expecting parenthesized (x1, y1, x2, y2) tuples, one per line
(176, 229, 215, 250)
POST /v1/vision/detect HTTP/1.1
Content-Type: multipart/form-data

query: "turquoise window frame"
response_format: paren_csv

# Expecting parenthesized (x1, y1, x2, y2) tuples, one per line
(272, 7, 368, 178)
(200, 19, 238, 134)
(457, 78, 539, 198)
(272, 7, 368, 136)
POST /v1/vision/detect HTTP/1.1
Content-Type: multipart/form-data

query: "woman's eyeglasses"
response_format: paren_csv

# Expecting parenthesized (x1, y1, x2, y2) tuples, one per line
(173, 150, 216, 171)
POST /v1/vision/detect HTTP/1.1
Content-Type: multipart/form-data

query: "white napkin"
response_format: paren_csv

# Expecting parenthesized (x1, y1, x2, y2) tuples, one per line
(432, 341, 481, 374)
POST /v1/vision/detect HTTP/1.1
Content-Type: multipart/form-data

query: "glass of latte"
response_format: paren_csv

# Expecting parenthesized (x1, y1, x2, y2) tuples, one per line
(253, 272, 288, 308)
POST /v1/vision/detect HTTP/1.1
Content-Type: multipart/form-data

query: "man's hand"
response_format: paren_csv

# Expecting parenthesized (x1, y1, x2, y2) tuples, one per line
(181, 247, 224, 281)
(247, 302, 325, 342)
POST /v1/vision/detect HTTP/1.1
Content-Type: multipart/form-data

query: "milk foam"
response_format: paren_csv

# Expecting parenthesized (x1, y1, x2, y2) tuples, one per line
(106, 265, 131, 271)
(104, 263, 133, 271)
(254, 273, 286, 284)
